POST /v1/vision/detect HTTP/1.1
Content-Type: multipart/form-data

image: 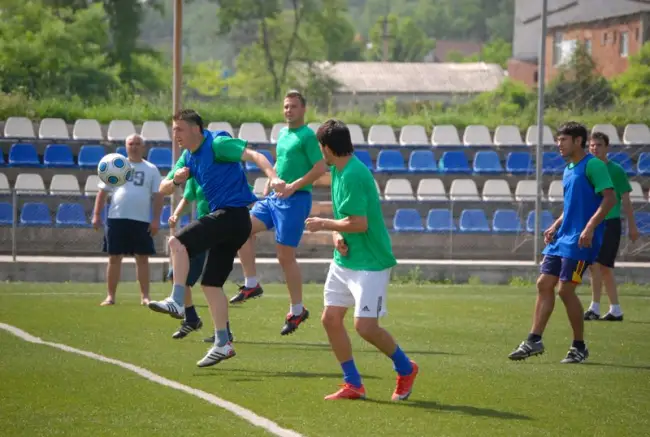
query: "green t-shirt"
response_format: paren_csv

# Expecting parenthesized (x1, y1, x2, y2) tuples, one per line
(183, 178, 210, 219)
(331, 156, 397, 271)
(274, 125, 323, 192)
(604, 160, 632, 220)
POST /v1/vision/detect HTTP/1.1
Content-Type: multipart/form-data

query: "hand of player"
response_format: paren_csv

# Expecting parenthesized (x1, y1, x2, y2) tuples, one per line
(168, 214, 178, 229)
(629, 226, 640, 243)
(305, 217, 325, 232)
(333, 232, 348, 256)
(578, 227, 594, 248)
(173, 167, 190, 184)
(92, 214, 101, 231)
(543, 226, 557, 245)
(149, 221, 159, 236)
(275, 182, 296, 199)
(269, 177, 287, 195)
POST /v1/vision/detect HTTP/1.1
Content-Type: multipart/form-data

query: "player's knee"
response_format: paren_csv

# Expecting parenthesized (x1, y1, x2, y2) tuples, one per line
(558, 283, 577, 300)
(108, 255, 122, 265)
(354, 318, 379, 340)
(321, 310, 344, 330)
(276, 245, 297, 266)
(536, 276, 554, 295)
(168, 237, 186, 254)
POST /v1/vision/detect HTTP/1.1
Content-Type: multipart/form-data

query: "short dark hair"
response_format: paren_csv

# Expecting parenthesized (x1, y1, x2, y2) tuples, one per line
(557, 121, 588, 149)
(172, 109, 204, 132)
(316, 119, 354, 157)
(285, 90, 306, 107)
(590, 131, 610, 147)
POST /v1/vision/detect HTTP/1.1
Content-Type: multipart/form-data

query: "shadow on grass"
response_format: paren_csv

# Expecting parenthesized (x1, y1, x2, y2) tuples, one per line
(195, 368, 381, 380)
(366, 399, 532, 420)
(583, 362, 650, 371)
(235, 340, 462, 356)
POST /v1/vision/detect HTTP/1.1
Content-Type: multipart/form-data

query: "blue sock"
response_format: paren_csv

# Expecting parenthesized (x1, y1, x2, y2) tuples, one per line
(391, 345, 413, 376)
(215, 329, 230, 347)
(170, 284, 185, 306)
(341, 360, 362, 388)
(184, 305, 199, 324)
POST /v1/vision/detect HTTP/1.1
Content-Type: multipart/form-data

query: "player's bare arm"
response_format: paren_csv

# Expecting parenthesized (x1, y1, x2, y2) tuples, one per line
(622, 192, 640, 242)
(159, 167, 190, 195)
(241, 148, 286, 192)
(331, 231, 348, 256)
(92, 189, 109, 230)
(305, 215, 368, 233)
(579, 188, 616, 248)
(544, 213, 563, 244)
(169, 197, 189, 228)
(150, 192, 164, 236)
(276, 159, 327, 199)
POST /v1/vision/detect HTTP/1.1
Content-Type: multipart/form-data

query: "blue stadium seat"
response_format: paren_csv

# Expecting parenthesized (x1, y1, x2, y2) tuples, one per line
(526, 210, 554, 233)
(426, 209, 456, 233)
(44, 144, 75, 168)
(376, 150, 406, 173)
(116, 146, 127, 157)
(438, 151, 470, 174)
(473, 150, 503, 174)
(0, 152, 5, 166)
(459, 209, 490, 233)
(408, 150, 437, 173)
(354, 150, 374, 171)
(0, 202, 13, 226)
(147, 147, 173, 170)
(78, 145, 105, 168)
(492, 209, 522, 233)
(246, 149, 274, 172)
(20, 202, 51, 226)
(542, 152, 565, 175)
(55, 203, 89, 227)
(9, 143, 40, 167)
(393, 208, 424, 232)
(635, 211, 650, 236)
(637, 152, 650, 176)
(607, 152, 635, 176)
(505, 152, 533, 174)
(160, 204, 190, 229)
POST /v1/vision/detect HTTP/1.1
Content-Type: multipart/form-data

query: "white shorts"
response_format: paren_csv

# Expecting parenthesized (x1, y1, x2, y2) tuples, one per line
(323, 262, 391, 318)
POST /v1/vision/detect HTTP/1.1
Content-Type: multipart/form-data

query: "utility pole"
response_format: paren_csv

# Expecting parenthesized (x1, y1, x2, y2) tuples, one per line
(381, 0, 391, 62)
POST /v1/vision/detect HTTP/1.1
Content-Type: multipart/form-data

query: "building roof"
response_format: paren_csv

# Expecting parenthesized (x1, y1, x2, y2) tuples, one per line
(520, 0, 650, 29)
(426, 40, 484, 62)
(317, 62, 505, 94)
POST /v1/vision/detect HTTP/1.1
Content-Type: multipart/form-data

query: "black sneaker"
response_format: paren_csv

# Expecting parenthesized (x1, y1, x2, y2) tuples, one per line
(229, 284, 264, 304)
(203, 330, 235, 343)
(172, 319, 203, 339)
(584, 309, 600, 321)
(560, 346, 589, 363)
(601, 312, 623, 321)
(508, 340, 545, 361)
(280, 308, 310, 336)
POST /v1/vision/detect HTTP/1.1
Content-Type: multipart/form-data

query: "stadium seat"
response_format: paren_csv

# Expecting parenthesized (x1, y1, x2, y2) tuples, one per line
(629, 181, 646, 203)
(473, 150, 503, 174)
(238, 122, 268, 144)
(408, 150, 436, 173)
(270, 123, 287, 143)
(463, 125, 492, 146)
(55, 203, 89, 227)
(416, 179, 447, 201)
(384, 178, 415, 201)
(449, 179, 480, 201)
(482, 179, 513, 202)
(459, 209, 490, 233)
(147, 147, 173, 170)
(0, 202, 12, 226)
(431, 125, 461, 147)
(39, 118, 69, 140)
(50, 175, 81, 196)
(526, 210, 554, 233)
(207, 122, 235, 137)
(78, 145, 105, 168)
(438, 151, 470, 173)
(375, 150, 406, 172)
(607, 152, 635, 175)
(637, 152, 650, 175)
(84, 175, 102, 196)
(253, 177, 268, 197)
(542, 152, 565, 175)
(0, 152, 4, 166)
(426, 209, 456, 233)
(107, 120, 136, 142)
(116, 146, 127, 157)
(20, 202, 51, 226)
(592, 124, 621, 145)
(348, 124, 366, 145)
(44, 144, 75, 168)
(73, 119, 104, 141)
(399, 125, 429, 146)
(9, 143, 40, 167)
(506, 152, 534, 174)
(0, 173, 10, 194)
(515, 180, 537, 201)
(525, 125, 555, 146)
(547, 180, 564, 202)
(245, 149, 274, 171)
(354, 150, 374, 171)
(141, 121, 171, 143)
(492, 209, 523, 233)
(160, 205, 190, 229)
(4, 117, 35, 139)
(14, 173, 46, 195)
(393, 209, 424, 232)
(623, 124, 650, 146)
(494, 125, 524, 147)
(368, 125, 397, 146)
(635, 211, 650, 236)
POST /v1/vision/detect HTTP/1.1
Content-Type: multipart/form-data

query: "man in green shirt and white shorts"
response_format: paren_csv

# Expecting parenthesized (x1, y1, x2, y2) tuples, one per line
(584, 132, 640, 322)
(304, 119, 419, 402)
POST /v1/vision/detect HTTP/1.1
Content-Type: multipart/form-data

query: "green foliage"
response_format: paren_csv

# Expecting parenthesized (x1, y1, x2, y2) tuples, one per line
(613, 42, 650, 104)
(444, 38, 512, 67)
(365, 13, 435, 62)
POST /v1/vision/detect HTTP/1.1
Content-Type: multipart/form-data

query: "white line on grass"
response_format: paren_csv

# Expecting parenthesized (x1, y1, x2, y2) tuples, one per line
(0, 322, 305, 437)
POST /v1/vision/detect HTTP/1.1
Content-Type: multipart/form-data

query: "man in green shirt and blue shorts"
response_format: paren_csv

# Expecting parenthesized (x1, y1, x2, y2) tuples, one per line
(304, 119, 419, 401)
(584, 132, 640, 322)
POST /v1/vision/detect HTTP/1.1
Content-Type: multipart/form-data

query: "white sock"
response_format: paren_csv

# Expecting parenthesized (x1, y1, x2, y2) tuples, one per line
(290, 303, 304, 316)
(589, 302, 600, 314)
(244, 277, 258, 288)
(609, 304, 622, 316)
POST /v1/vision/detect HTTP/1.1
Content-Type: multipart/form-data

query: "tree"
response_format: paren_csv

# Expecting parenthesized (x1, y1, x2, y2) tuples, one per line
(446, 38, 512, 68)
(365, 13, 435, 62)
(613, 41, 650, 104)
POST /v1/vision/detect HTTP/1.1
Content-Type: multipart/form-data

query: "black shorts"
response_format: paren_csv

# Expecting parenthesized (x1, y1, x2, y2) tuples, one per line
(174, 207, 251, 287)
(103, 218, 156, 256)
(596, 218, 622, 268)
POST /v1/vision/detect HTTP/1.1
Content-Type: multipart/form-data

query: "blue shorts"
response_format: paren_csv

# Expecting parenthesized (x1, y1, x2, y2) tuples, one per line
(103, 218, 155, 256)
(540, 255, 590, 284)
(167, 251, 207, 287)
(250, 190, 312, 248)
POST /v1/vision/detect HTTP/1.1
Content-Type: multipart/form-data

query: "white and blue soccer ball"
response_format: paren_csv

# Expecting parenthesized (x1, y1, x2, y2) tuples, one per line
(97, 153, 133, 187)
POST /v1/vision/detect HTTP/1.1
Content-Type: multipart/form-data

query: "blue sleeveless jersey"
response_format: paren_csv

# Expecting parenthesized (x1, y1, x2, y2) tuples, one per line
(543, 154, 605, 262)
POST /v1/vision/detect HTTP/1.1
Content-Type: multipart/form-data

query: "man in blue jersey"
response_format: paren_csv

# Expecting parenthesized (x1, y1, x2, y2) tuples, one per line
(153, 109, 285, 367)
(508, 121, 615, 364)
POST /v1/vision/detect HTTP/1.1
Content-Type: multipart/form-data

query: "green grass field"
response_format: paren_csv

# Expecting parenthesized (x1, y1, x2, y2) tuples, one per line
(1, 282, 649, 437)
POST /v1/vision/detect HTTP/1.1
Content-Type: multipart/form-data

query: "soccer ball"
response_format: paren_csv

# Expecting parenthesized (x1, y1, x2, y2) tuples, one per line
(97, 153, 133, 187)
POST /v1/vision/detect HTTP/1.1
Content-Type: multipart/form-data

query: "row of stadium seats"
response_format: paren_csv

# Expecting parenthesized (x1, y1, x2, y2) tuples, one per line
(4, 143, 650, 176)
(4, 116, 650, 147)
(3, 173, 650, 203)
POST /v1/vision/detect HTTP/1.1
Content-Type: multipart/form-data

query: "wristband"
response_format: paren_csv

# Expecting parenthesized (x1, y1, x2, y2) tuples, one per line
(173, 180, 181, 186)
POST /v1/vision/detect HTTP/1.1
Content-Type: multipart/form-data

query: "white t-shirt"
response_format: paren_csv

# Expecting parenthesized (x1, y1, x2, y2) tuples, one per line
(98, 159, 162, 223)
